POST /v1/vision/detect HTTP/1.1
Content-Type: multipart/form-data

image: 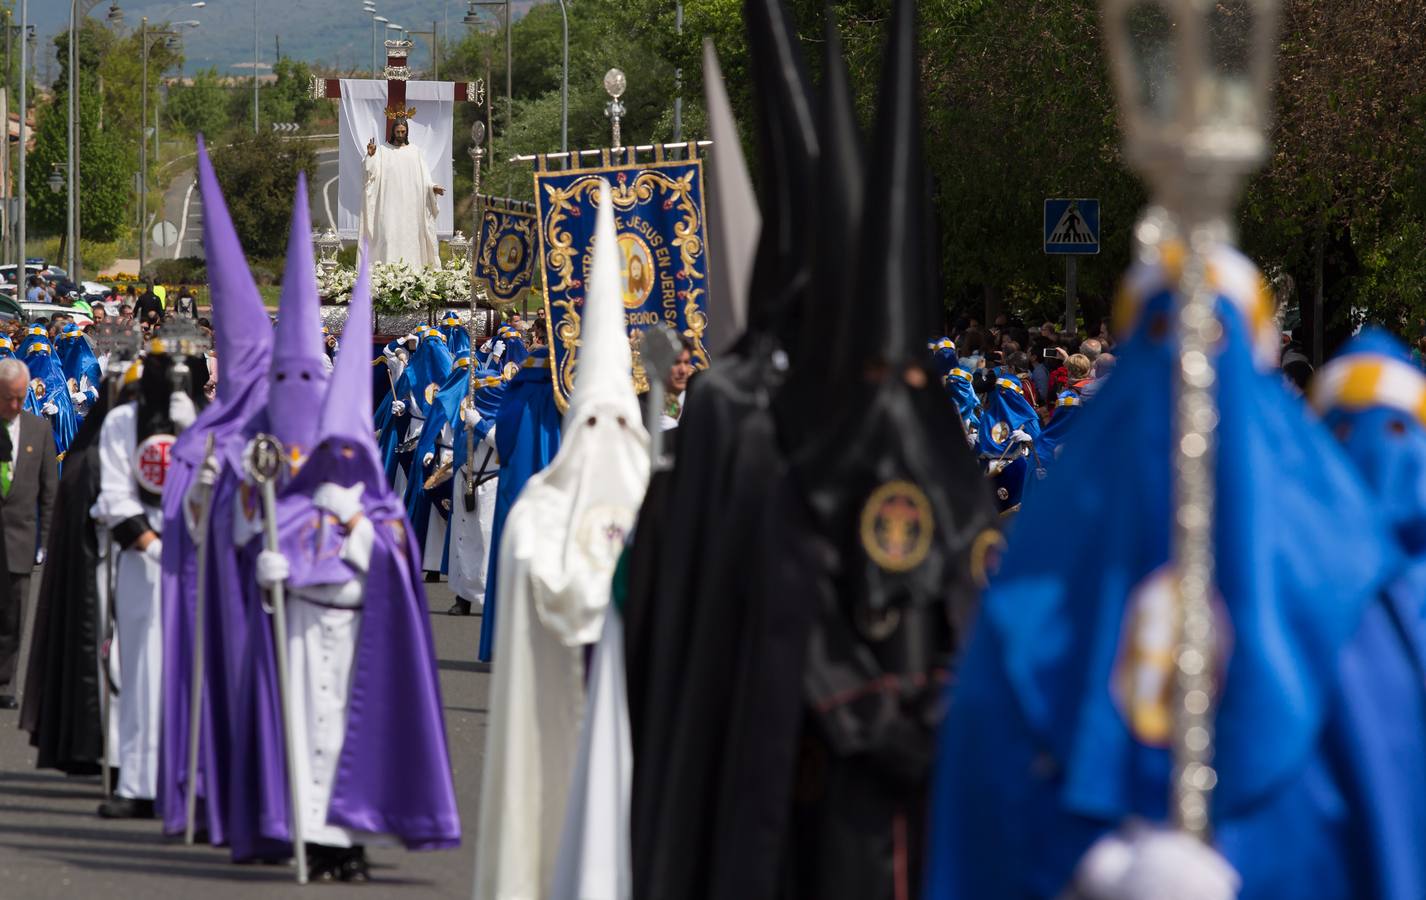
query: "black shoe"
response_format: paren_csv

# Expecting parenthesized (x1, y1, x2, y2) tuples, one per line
(0, 694, 17, 710)
(305, 844, 344, 882)
(447, 598, 472, 616)
(339, 846, 370, 883)
(424, 571, 442, 583)
(97, 797, 155, 819)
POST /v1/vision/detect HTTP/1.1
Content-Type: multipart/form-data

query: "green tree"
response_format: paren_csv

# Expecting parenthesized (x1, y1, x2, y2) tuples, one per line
(27, 88, 129, 243)
(261, 57, 321, 128)
(211, 135, 318, 257)
(165, 66, 228, 139)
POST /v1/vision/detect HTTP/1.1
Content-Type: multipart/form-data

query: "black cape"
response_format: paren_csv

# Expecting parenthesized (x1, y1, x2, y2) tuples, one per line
(20, 386, 115, 774)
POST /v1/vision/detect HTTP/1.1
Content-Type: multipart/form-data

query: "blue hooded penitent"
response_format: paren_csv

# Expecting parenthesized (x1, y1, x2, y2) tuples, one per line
(22, 330, 79, 458)
(476, 345, 561, 662)
(944, 365, 979, 434)
(925, 246, 1426, 900)
(0, 334, 39, 413)
(395, 330, 454, 556)
(157, 134, 275, 844)
(1312, 329, 1426, 561)
(976, 370, 1040, 456)
(1034, 388, 1084, 463)
(439, 309, 471, 358)
(55, 323, 101, 408)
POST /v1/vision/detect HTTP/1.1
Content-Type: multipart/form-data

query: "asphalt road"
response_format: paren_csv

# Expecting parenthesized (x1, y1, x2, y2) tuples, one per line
(0, 574, 491, 898)
(160, 146, 342, 261)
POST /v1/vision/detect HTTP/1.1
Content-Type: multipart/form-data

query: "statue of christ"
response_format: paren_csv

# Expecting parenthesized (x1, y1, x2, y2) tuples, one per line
(361, 119, 447, 267)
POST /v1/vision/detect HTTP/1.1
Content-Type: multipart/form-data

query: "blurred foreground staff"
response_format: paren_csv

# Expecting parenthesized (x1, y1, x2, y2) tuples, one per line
(925, 3, 1426, 895)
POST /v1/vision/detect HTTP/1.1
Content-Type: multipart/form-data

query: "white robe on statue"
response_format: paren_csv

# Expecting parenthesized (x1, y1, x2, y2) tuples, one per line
(92, 402, 164, 801)
(361, 143, 440, 268)
(473, 180, 649, 900)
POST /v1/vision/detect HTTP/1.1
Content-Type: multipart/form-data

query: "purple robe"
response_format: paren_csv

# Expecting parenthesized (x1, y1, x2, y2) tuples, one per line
(158, 135, 274, 841)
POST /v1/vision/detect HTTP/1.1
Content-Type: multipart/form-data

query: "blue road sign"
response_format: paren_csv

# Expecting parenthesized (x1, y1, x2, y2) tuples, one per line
(1044, 198, 1100, 255)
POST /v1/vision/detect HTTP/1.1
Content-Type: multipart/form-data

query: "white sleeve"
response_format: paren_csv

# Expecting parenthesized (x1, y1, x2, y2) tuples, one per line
(92, 404, 145, 528)
(482, 425, 498, 453)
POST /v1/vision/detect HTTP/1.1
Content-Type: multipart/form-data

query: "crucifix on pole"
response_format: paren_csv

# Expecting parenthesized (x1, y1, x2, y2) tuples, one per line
(311, 40, 482, 143)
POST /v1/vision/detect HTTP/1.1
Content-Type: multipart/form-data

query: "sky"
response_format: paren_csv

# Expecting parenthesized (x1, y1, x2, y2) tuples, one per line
(20, 0, 525, 78)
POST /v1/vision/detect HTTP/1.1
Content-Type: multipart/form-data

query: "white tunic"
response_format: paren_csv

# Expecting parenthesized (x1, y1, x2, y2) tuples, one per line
(92, 403, 164, 801)
(361, 143, 440, 268)
(282, 516, 387, 848)
(449, 425, 500, 606)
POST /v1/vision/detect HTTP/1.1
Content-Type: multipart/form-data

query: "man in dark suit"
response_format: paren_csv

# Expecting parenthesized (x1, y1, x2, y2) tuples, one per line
(0, 357, 58, 709)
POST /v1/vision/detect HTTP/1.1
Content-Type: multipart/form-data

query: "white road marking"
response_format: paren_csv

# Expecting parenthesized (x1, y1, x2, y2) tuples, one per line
(323, 175, 340, 233)
(173, 178, 198, 258)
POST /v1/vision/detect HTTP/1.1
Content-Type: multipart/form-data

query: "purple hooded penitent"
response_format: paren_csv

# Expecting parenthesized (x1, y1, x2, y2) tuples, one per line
(228, 249, 462, 856)
(267, 173, 329, 461)
(158, 135, 275, 842)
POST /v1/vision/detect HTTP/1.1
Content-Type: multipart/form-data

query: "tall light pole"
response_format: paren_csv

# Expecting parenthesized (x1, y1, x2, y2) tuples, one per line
(463, 1, 519, 149)
(139, 17, 187, 279)
(252, 0, 258, 133)
(555, 0, 566, 153)
(371, 16, 388, 75)
(15, 0, 24, 283)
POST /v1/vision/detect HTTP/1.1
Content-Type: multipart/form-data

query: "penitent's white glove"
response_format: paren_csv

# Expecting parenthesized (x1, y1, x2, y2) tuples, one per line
(422, 452, 435, 467)
(196, 453, 221, 488)
(491, 340, 506, 362)
(313, 481, 365, 523)
(143, 538, 164, 563)
(1075, 823, 1241, 900)
(391, 399, 407, 416)
(461, 405, 480, 427)
(41, 402, 58, 416)
(70, 391, 87, 406)
(1010, 428, 1034, 445)
(255, 549, 290, 589)
(171, 392, 197, 430)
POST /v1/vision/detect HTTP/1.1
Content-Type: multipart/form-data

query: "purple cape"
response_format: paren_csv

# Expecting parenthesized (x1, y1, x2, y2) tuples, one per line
(225, 458, 461, 855)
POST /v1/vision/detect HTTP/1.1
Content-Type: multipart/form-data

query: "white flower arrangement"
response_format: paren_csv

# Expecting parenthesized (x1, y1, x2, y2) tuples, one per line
(318, 257, 472, 313)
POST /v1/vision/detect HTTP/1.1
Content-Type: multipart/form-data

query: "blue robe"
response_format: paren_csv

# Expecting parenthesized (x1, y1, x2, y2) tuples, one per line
(925, 277, 1423, 899)
(439, 313, 472, 359)
(55, 326, 101, 410)
(416, 359, 507, 573)
(976, 371, 1040, 457)
(476, 347, 562, 662)
(22, 340, 79, 459)
(394, 335, 453, 565)
(944, 368, 980, 434)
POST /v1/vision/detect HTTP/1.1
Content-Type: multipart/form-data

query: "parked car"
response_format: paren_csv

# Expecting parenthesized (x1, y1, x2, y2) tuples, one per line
(20, 301, 93, 328)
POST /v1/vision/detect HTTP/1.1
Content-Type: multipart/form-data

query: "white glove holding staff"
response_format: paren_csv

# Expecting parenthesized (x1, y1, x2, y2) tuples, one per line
(256, 549, 290, 589)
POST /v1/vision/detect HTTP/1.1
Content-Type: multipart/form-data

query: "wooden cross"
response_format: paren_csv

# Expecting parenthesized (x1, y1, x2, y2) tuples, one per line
(311, 39, 484, 141)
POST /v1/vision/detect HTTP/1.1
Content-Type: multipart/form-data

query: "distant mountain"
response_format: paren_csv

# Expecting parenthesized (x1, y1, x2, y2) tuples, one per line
(27, 0, 539, 80)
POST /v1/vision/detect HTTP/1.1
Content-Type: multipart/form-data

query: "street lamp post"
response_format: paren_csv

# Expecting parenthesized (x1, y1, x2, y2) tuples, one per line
(371, 14, 387, 76)
(463, 1, 514, 149)
(139, 15, 190, 279)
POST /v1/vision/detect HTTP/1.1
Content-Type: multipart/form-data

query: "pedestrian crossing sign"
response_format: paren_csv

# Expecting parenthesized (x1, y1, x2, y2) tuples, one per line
(1044, 198, 1100, 255)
